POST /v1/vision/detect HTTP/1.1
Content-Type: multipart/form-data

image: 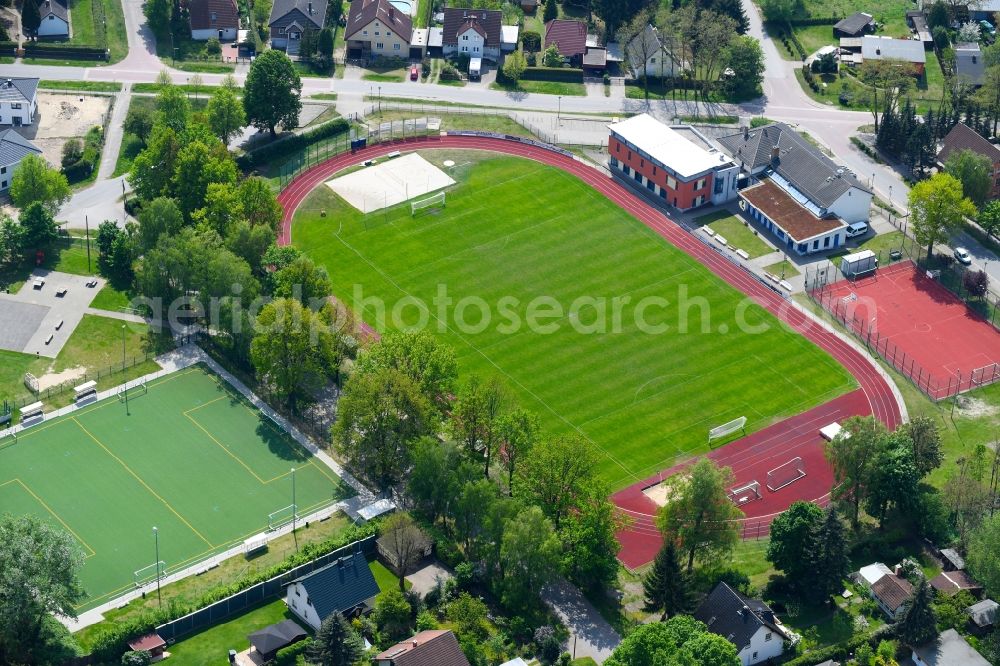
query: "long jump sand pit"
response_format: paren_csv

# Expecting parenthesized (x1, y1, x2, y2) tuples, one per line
(325, 152, 455, 213)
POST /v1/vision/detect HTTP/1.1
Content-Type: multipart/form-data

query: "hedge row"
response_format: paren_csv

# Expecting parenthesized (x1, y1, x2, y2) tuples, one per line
(522, 66, 584, 83)
(275, 638, 313, 665)
(236, 117, 351, 171)
(88, 522, 377, 663)
(789, 16, 841, 26)
(783, 625, 895, 666)
(23, 43, 108, 59)
(786, 24, 808, 59)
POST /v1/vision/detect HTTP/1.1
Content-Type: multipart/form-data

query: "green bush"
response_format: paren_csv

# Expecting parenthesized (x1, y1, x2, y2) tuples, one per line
(274, 638, 313, 666)
(522, 67, 583, 82)
(237, 117, 351, 170)
(440, 63, 462, 81)
(206, 37, 222, 56)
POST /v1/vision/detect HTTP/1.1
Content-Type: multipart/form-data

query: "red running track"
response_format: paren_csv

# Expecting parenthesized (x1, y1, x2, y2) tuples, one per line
(611, 388, 872, 569)
(276, 135, 904, 564)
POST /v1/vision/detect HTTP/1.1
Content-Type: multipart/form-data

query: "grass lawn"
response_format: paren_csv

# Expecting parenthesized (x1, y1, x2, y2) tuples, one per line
(89, 283, 134, 311)
(63, 0, 128, 62)
(1, 364, 352, 611)
(625, 80, 730, 104)
(370, 558, 412, 591)
(363, 69, 407, 82)
(763, 259, 800, 278)
(698, 211, 774, 258)
(492, 79, 587, 96)
(166, 598, 298, 665)
(794, 58, 945, 115)
(39, 80, 122, 92)
(365, 110, 532, 138)
(309, 93, 339, 100)
(827, 230, 908, 263)
(293, 153, 855, 489)
(0, 235, 97, 294)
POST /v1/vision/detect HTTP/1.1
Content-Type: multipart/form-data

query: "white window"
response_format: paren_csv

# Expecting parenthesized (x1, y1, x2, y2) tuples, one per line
(695, 178, 706, 190)
(211, 11, 216, 20)
(473, 46, 479, 52)
(376, 42, 384, 49)
(461, 45, 467, 52)
(463, 34, 469, 40)
(666, 176, 676, 189)
(375, 30, 380, 35)
(362, 29, 368, 35)
(394, 43, 400, 50)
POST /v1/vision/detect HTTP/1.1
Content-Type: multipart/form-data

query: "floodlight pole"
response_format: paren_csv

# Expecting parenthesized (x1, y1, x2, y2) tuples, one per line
(557, 96, 562, 123)
(85, 215, 91, 273)
(122, 325, 129, 416)
(291, 467, 298, 552)
(153, 526, 161, 606)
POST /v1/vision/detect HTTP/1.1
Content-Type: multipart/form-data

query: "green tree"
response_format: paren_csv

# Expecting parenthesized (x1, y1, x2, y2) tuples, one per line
(902, 416, 944, 479)
(502, 49, 528, 82)
(354, 331, 458, 413)
(766, 501, 823, 586)
(192, 182, 242, 235)
(239, 176, 283, 231)
(207, 84, 246, 146)
(318, 27, 335, 57)
(21, 0, 41, 37)
(334, 367, 433, 485)
(725, 35, 765, 100)
(243, 50, 303, 137)
(945, 148, 993, 207)
(643, 540, 693, 619)
(592, 0, 654, 35)
(226, 220, 275, 275)
(307, 613, 363, 666)
(657, 458, 742, 572)
(521, 30, 541, 52)
(758, 0, 803, 22)
(154, 85, 191, 133)
(858, 59, 915, 132)
(865, 435, 920, 526)
(499, 505, 561, 609)
(496, 407, 539, 495)
(454, 477, 497, 553)
(374, 588, 412, 640)
(450, 374, 508, 478)
(826, 415, 883, 528)
(927, 1, 949, 28)
(250, 298, 340, 410)
(543, 0, 557, 21)
(979, 200, 1000, 237)
(143, 0, 171, 35)
(559, 482, 622, 591)
(810, 505, 851, 604)
(18, 202, 58, 252)
(130, 125, 180, 202)
(518, 434, 598, 529)
(272, 255, 333, 307)
(9, 154, 70, 214)
(605, 616, 739, 666)
(408, 437, 465, 524)
(909, 172, 978, 261)
(446, 593, 490, 640)
(171, 141, 239, 219)
(542, 43, 563, 67)
(969, 512, 1000, 598)
(0, 216, 25, 267)
(897, 579, 938, 648)
(0, 514, 85, 665)
(137, 196, 183, 252)
(121, 651, 151, 666)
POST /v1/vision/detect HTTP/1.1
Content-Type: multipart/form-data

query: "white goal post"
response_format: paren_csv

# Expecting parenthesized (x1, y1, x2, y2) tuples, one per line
(708, 416, 747, 443)
(728, 480, 762, 505)
(766, 456, 806, 492)
(411, 191, 446, 216)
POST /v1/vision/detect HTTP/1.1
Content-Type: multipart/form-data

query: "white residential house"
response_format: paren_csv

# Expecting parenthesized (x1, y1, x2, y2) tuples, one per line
(625, 24, 680, 78)
(36, 0, 70, 38)
(0, 78, 39, 127)
(0, 130, 44, 191)
(442, 8, 501, 61)
(344, 0, 414, 60)
(284, 552, 379, 631)
(694, 582, 789, 666)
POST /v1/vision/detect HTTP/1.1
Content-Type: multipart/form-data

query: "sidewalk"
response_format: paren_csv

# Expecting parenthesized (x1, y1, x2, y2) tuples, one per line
(541, 579, 620, 664)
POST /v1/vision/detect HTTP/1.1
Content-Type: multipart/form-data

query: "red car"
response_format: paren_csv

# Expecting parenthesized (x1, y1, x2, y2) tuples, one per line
(410, 65, 419, 81)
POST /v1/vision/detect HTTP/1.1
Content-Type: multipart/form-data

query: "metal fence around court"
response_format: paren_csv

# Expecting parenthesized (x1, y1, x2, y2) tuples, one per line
(10, 352, 156, 411)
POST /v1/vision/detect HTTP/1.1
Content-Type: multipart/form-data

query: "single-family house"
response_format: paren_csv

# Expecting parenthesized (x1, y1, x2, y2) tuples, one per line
(833, 11, 875, 37)
(694, 582, 789, 666)
(544, 18, 587, 64)
(858, 35, 926, 74)
(625, 24, 680, 78)
(930, 570, 982, 596)
(717, 123, 872, 255)
(269, 0, 328, 54)
(969, 0, 1000, 21)
(0, 129, 43, 191)
(871, 572, 913, 620)
(36, 0, 70, 38)
(906, 11, 933, 47)
(855, 562, 894, 587)
(912, 629, 991, 666)
(189, 0, 240, 41)
(344, 0, 413, 60)
(955, 43, 985, 86)
(375, 630, 471, 666)
(608, 113, 739, 211)
(248, 620, 308, 661)
(284, 552, 379, 631)
(967, 599, 999, 633)
(442, 8, 502, 62)
(0, 77, 39, 127)
(937, 122, 1000, 198)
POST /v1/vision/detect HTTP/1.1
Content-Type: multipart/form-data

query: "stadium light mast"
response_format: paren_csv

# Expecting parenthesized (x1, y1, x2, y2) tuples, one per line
(122, 325, 129, 416)
(153, 526, 161, 606)
(291, 467, 298, 552)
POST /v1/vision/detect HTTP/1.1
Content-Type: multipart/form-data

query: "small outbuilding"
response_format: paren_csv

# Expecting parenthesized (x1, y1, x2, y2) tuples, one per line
(248, 619, 308, 661)
(930, 570, 982, 596)
(127, 633, 167, 660)
(501, 25, 519, 52)
(967, 599, 999, 633)
(833, 11, 875, 38)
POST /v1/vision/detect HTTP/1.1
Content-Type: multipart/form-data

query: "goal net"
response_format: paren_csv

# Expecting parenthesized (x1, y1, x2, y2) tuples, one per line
(118, 378, 148, 402)
(766, 456, 806, 492)
(268, 504, 299, 531)
(411, 191, 446, 216)
(708, 416, 746, 444)
(728, 480, 762, 505)
(134, 560, 166, 588)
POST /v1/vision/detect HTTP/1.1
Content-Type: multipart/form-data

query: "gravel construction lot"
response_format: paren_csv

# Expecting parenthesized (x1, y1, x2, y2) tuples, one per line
(17, 93, 112, 166)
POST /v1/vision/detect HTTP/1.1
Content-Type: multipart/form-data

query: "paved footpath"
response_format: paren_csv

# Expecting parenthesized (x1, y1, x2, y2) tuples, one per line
(542, 579, 621, 664)
(97, 82, 132, 180)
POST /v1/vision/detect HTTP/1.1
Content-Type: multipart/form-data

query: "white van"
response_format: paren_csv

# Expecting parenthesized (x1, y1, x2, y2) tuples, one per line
(845, 221, 869, 238)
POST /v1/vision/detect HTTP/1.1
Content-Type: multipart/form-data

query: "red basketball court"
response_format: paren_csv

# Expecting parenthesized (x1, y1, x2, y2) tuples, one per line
(816, 261, 1000, 399)
(612, 389, 872, 570)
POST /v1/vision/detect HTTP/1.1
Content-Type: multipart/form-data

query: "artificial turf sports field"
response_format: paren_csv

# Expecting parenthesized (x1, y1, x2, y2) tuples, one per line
(0, 364, 349, 611)
(293, 152, 857, 490)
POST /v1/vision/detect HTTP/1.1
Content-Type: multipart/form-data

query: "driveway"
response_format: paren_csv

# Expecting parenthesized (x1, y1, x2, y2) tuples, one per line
(542, 579, 620, 664)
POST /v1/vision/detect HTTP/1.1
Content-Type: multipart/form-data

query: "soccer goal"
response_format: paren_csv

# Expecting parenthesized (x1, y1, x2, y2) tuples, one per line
(708, 416, 746, 444)
(766, 456, 806, 492)
(134, 560, 166, 589)
(0, 429, 16, 448)
(728, 480, 762, 506)
(411, 191, 446, 216)
(268, 504, 299, 531)
(118, 378, 148, 403)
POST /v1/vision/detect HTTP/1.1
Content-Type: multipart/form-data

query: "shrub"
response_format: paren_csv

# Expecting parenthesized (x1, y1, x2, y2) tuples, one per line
(121, 650, 151, 666)
(521, 30, 541, 51)
(236, 117, 350, 170)
(61, 138, 84, 168)
(206, 37, 221, 55)
(526, 51, 537, 66)
(440, 63, 462, 81)
(274, 638, 312, 666)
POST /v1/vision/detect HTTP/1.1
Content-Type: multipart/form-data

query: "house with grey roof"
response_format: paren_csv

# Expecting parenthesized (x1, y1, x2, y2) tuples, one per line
(955, 43, 985, 87)
(0, 129, 43, 191)
(625, 24, 680, 79)
(694, 582, 789, 665)
(268, 0, 327, 54)
(0, 78, 39, 127)
(36, 0, 70, 38)
(284, 551, 379, 631)
(717, 123, 872, 255)
(912, 629, 991, 666)
(858, 36, 926, 74)
(967, 599, 998, 633)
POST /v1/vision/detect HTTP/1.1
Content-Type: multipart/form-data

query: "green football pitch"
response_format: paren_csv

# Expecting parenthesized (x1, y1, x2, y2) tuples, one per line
(0, 365, 351, 611)
(293, 152, 857, 490)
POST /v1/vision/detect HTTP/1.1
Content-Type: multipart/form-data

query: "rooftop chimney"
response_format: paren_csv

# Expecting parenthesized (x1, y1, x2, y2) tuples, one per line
(308, 1, 313, 13)
(771, 146, 780, 161)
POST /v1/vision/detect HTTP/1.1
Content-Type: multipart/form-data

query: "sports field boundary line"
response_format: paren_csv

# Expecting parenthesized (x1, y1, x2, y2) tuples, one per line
(0, 479, 97, 558)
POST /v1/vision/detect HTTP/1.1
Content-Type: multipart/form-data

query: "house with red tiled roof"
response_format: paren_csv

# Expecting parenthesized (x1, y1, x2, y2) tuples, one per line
(937, 122, 1000, 199)
(544, 18, 587, 64)
(189, 0, 240, 41)
(375, 630, 470, 666)
(871, 573, 913, 620)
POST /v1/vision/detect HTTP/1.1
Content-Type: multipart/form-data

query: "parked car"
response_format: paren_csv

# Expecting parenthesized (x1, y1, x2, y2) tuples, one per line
(954, 247, 973, 265)
(981, 19, 996, 36)
(845, 221, 869, 238)
(410, 65, 419, 81)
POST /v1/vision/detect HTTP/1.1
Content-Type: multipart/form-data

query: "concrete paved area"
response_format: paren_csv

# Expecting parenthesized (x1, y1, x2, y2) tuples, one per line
(0, 270, 104, 357)
(541, 579, 620, 664)
(405, 561, 453, 597)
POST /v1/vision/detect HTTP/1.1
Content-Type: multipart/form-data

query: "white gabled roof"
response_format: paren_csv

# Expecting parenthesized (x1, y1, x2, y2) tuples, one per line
(858, 562, 893, 586)
(501, 25, 519, 45)
(861, 36, 926, 64)
(608, 113, 731, 179)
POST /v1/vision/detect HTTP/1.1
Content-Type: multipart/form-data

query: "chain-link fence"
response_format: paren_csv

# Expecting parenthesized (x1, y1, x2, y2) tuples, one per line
(10, 352, 156, 411)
